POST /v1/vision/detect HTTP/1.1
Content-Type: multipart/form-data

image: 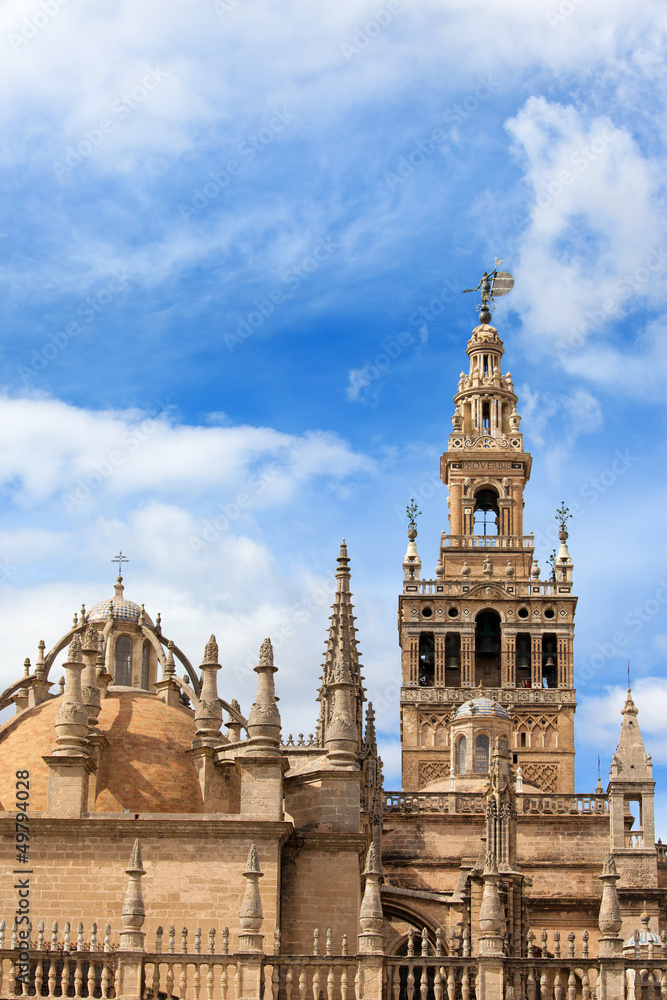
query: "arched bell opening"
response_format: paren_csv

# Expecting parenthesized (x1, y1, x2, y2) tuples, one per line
(473, 487, 499, 536)
(444, 633, 461, 687)
(474, 610, 501, 686)
(418, 632, 435, 687)
(516, 633, 531, 688)
(542, 633, 558, 688)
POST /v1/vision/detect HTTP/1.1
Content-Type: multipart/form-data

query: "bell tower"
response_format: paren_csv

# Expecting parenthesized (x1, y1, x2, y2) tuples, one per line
(398, 282, 577, 794)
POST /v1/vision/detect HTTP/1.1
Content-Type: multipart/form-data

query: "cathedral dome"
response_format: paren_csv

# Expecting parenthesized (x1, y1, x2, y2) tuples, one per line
(454, 697, 509, 720)
(87, 595, 152, 624)
(0, 691, 202, 814)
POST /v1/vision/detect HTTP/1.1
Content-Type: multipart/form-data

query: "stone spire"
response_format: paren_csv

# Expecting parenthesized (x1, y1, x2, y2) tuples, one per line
(120, 840, 146, 951)
(360, 703, 384, 837)
(478, 856, 506, 957)
(50, 636, 90, 757)
(26, 639, 51, 708)
(193, 635, 223, 748)
(246, 638, 281, 754)
(610, 688, 652, 779)
(358, 843, 384, 954)
(238, 844, 264, 953)
(317, 541, 365, 758)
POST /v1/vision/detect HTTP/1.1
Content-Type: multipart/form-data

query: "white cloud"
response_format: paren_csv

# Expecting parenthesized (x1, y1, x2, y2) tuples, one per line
(0, 394, 374, 510)
(578, 679, 667, 765)
(506, 96, 667, 394)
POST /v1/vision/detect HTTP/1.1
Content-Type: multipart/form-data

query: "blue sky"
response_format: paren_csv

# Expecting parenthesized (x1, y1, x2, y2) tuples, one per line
(1, 0, 666, 828)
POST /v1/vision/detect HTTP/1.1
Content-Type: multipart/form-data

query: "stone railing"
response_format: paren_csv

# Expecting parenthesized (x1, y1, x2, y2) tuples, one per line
(386, 956, 477, 1000)
(404, 578, 570, 597)
(519, 793, 609, 815)
(443, 535, 534, 550)
(657, 842, 667, 862)
(383, 791, 608, 817)
(384, 792, 486, 815)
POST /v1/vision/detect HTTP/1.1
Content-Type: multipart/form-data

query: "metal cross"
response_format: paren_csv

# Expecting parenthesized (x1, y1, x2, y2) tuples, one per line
(111, 552, 129, 576)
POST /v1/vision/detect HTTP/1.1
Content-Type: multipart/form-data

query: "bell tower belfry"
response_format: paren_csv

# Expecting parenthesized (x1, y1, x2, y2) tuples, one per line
(398, 282, 577, 795)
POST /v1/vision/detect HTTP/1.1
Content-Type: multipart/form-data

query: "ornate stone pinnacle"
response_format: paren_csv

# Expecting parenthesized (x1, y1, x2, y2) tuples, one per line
(203, 634, 219, 664)
(359, 843, 384, 953)
(120, 839, 146, 952)
(259, 638, 273, 666)
(238, 843, 264, 953)
(247, 638, 281, 752)
(68, 634, 83, 663)
(164, 640, 176, 677)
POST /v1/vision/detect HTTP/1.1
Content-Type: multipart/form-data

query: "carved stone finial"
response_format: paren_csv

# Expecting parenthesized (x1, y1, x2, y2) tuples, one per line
(259, 638, 273, 666)
(358, 844, 384, 954)
(246, 639, 281, 753)
(598, 853, 623, 955)
(203, 635, 219, 664)
(120, 839, 146, 953)
(238, 843, 264, 953)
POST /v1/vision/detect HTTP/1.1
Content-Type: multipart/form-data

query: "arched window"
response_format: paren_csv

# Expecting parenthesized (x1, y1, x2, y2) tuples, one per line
(475, 610, 501, 686)
(114, 636, 133, 686)
(475, 734, 489, 773)
(457, 735, 467, 774)
(473, 488, 499, 535)
(141, 641, 150, 690)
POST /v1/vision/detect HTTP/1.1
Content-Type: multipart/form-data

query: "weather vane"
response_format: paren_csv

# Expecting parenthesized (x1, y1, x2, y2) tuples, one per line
(463, 259, 514, 323)
(111, 552, 129, 578)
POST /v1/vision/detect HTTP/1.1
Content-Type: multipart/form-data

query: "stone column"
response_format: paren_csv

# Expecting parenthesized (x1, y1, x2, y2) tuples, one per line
(477, 860, 506, 1000)
(501, 632, 515, 688)
(115, 840, 146, 1000)
(597, 855, 625, 999)
(461, 631, 474, 687)
(189, 636, 227, 810)
(240, 640, 286, 821)
(530, 635, 541, 689)
(43, 636, 95, 818)
(434, 634, 446, 687)
(154, 640, 181, 708)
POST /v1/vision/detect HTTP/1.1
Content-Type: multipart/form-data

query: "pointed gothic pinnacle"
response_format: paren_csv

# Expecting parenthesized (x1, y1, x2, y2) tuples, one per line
(120, 840, 146, 950)
(359, 843, 384, 952)
(238, 843, 264, 951)
(194, 635, 223, 747)
(203, 634, 219, 664)
(52, 634, 89, 757)
(164, 640, 176, 677)
(598, 853, 623, 949)
(247, 638, 281, 753)
(35, 640, 46, 678)
(364, 702, 377, 755)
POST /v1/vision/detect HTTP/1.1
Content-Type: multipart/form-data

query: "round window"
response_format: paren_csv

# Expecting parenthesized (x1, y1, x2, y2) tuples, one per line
(544, 607, 556, 619)
(447, 606, 459, 619)
(518, 607, 530, 619)
(421, 606, 433, 618)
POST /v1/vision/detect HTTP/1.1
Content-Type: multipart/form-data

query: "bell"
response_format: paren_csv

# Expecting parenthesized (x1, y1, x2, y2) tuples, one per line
(477, 637, 496, 654)
(446, 655, 460, 670)
(544, 655, 556, 669)
(516, 653, 530, 669)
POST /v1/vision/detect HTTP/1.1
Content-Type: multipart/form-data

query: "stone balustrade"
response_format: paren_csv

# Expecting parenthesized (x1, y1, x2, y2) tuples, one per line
(384, 791, 608, 816)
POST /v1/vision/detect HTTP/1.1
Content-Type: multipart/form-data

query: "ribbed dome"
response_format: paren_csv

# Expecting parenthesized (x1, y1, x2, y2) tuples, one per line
(454, 697, 509, 720)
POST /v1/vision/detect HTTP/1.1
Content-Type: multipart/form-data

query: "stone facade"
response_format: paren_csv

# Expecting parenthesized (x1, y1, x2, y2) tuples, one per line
(0, 313, 665, 999)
